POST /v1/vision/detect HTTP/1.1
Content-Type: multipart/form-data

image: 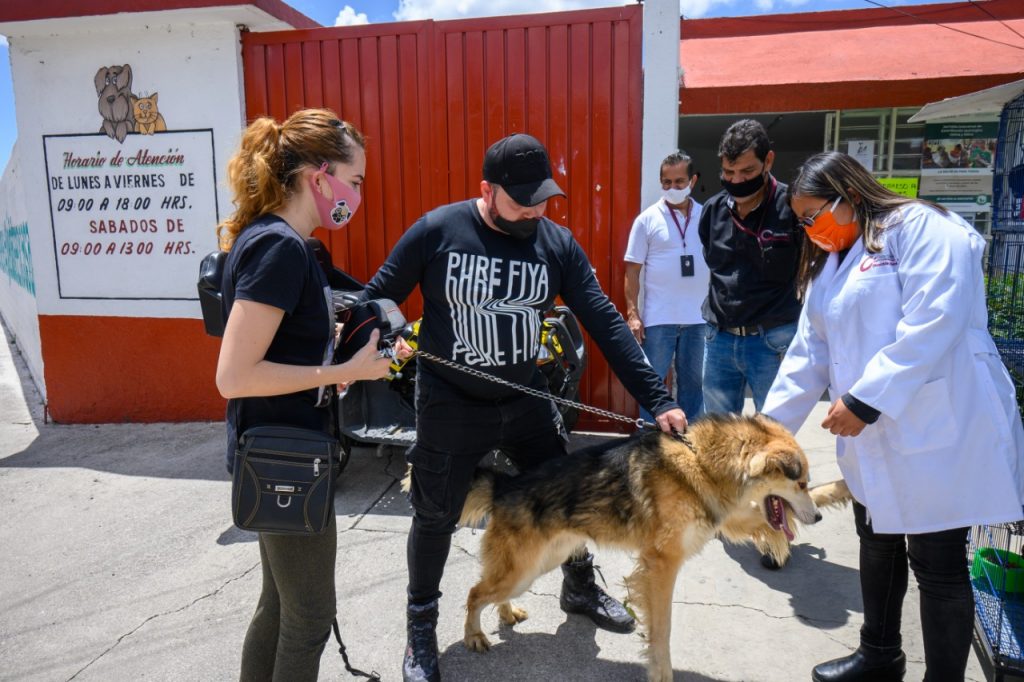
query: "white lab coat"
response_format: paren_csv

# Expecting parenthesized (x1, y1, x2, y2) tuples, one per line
(763, 203, 1024, 534)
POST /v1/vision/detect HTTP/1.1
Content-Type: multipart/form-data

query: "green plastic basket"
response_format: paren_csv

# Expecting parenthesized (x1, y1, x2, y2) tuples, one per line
(972, 547, 1024, 594)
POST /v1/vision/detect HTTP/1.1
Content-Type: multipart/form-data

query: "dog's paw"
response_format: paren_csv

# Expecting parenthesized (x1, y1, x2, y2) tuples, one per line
(463, 632, 492, 652)
(498, 603, 528, 625)
(646, 666, 673, 682)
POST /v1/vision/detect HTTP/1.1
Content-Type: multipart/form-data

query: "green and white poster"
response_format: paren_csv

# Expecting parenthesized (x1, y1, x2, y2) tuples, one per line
(920, 121, 997, 213)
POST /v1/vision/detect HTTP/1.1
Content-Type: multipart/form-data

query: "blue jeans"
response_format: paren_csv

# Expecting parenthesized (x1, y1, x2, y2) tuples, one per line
(702, 321, 797, 414)
(640, 324, 705, 422)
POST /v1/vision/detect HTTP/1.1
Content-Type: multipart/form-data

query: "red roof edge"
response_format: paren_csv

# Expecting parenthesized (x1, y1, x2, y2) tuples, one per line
(681, 0, 1024, 40)
(0, 0, 319, 29)
(681, 73, 1023, 115)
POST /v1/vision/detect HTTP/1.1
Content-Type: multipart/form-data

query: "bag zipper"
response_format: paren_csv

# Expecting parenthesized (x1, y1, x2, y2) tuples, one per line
(247, 447, 332, 458)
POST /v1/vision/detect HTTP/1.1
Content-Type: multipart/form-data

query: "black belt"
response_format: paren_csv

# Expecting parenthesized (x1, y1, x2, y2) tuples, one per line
(720, 321, 789, 337)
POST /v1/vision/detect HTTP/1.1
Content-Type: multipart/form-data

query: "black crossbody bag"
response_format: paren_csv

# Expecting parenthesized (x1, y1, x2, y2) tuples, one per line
(232, 424, 340, 535)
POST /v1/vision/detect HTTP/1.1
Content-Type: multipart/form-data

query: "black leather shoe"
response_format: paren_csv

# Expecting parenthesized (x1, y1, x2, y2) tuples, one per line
(403, 600, 441, 682)
(560, 552, 636, 633)
(761, 552, 788, 570)
(811, 649, 906, 682)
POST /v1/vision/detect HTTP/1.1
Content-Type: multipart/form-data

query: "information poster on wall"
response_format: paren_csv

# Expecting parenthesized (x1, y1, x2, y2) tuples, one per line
(920, 121, 997, 213)
(43, 130, 218, 299)
(847, 140, 875, 171)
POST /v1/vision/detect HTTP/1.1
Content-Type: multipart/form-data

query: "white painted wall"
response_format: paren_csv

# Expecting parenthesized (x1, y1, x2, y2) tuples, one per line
(0, 141, 44, 395)
(5, 16, 247, 321)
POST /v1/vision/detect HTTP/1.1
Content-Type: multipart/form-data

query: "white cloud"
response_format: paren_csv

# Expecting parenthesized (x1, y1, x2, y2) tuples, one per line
(390, 0, 931, 23)
(0, 36, 7, 47)
(393, 0, 630, 22)
(335, 5, 369, 26)
(679, 0, 716, 17)
(391, 0, 752, 21)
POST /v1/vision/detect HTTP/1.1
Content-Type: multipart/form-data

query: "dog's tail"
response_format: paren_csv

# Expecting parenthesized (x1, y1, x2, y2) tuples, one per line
(459, 469, 496, 528)
(810, 479, 852, 510)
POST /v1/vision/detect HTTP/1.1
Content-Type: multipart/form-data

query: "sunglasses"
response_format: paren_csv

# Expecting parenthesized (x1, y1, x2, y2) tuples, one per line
(798, 196, 842, 229)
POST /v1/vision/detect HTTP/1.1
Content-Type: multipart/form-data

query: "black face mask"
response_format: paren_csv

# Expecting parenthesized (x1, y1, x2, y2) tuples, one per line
(488, 201, 539, 240)
(721, 170, 767, 198)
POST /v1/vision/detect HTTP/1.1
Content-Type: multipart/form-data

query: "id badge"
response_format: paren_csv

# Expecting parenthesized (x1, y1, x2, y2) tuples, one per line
(680, 255, 695, 277)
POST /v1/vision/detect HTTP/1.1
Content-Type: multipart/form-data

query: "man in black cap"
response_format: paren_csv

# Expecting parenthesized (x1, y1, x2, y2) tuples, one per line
(364, 133, 686, 682)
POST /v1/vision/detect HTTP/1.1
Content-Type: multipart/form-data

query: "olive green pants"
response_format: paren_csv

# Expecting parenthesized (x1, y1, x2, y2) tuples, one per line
(239, 515, 337, 682)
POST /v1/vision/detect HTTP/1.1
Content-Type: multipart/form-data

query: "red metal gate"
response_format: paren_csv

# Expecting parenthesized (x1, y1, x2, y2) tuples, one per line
(241, 6, 644, 430)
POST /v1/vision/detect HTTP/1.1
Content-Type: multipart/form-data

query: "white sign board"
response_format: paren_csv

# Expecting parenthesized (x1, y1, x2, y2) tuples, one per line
(43, 130, 218, 300)
(847, 140, 875, 171)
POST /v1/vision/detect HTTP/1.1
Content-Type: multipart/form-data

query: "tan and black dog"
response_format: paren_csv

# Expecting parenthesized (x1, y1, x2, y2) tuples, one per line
(720, 477, 852, 566)
(456, 413, 822, 682)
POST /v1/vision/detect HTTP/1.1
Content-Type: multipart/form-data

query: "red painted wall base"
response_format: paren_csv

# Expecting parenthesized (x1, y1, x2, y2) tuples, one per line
(39, 315, 225, 423)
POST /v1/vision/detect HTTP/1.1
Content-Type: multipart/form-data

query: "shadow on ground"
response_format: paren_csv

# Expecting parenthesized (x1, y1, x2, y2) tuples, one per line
(439, 617, 731, 682)
(722, 540, 862, 628)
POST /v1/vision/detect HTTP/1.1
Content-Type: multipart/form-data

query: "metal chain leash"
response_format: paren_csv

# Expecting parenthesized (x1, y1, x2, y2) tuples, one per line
(411, 349, 650, 430)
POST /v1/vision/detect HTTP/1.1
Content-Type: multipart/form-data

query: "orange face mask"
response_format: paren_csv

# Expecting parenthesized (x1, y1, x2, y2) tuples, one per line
(801, 196, 859, 252)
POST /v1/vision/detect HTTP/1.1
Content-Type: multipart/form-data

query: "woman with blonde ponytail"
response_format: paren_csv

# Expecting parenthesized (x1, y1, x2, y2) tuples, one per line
(215, 109, 392, 681)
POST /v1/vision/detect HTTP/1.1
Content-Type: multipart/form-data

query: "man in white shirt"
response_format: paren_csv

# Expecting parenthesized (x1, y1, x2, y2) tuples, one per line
(624, 151, 708, 423)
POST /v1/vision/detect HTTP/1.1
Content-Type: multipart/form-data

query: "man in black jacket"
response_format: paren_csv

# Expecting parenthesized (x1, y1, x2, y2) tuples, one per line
(364, 133, 687, 682)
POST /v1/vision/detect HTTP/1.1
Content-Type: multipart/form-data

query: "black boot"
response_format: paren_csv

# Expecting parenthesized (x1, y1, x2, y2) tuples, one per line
(560, 552, 636, 633)
(403, 600, 441, 682)
(811, 646, 906, 682)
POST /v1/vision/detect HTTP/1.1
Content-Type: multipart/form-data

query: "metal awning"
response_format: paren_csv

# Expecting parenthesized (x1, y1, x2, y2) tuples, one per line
(908, 78, 1024, 123)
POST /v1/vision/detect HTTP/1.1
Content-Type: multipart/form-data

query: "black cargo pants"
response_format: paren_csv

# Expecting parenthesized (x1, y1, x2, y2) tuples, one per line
(405, 377, 570, 605)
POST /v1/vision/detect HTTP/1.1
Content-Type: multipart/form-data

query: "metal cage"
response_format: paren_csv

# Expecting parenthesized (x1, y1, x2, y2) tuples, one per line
(970, 523, 1024, 681)
(987, 232, 1024, 407)
(988, 94, 1024, 408)
(973, 93, 1024, 682)
(994, 93, 1024, 233)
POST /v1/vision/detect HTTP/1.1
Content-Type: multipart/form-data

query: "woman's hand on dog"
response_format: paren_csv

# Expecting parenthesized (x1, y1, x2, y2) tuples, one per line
(655, 408, 688, 434)
(821, 399, 866, 437)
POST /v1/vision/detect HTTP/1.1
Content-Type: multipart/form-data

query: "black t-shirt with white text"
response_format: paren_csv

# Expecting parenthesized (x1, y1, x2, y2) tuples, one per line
(364, 200, 676, 416)
(220, 215, 334, 471)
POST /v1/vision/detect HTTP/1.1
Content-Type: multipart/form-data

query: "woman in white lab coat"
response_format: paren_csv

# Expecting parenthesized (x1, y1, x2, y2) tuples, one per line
(762, 151, 1024, 682)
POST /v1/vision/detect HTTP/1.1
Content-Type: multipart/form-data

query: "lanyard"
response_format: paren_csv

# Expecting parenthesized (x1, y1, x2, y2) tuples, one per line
(729, 177, 787, 247)
(663, 202, 692, 249)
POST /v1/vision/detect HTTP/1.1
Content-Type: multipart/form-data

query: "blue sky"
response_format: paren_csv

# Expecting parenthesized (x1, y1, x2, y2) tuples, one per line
(0, 0, 939, 172)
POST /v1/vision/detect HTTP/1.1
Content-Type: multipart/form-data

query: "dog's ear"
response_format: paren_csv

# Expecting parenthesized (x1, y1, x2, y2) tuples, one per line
(130, 95, 138, 105)
(748, 449, 803, 481)
(151, 92, 158, 104)
(94, 67, 108, 95)
(116, 64, 132, 91)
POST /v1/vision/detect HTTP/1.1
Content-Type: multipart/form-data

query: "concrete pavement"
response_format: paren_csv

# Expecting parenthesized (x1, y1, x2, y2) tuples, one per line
(0, 324, 986, 682)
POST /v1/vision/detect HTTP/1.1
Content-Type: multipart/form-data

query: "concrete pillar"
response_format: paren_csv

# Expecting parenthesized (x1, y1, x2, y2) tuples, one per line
(640, 0, 681, 211)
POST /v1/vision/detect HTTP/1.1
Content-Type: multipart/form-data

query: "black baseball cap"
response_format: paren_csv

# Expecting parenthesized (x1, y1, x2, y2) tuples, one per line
(482, 133, 566, 207)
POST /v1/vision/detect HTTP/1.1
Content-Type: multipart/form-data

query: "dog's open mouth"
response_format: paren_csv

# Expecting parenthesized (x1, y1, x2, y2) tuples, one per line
(765, 495, 795, 541)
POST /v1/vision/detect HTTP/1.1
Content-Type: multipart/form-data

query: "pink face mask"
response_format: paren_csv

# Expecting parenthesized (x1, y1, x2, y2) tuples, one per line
(309, 162, 361, 230)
